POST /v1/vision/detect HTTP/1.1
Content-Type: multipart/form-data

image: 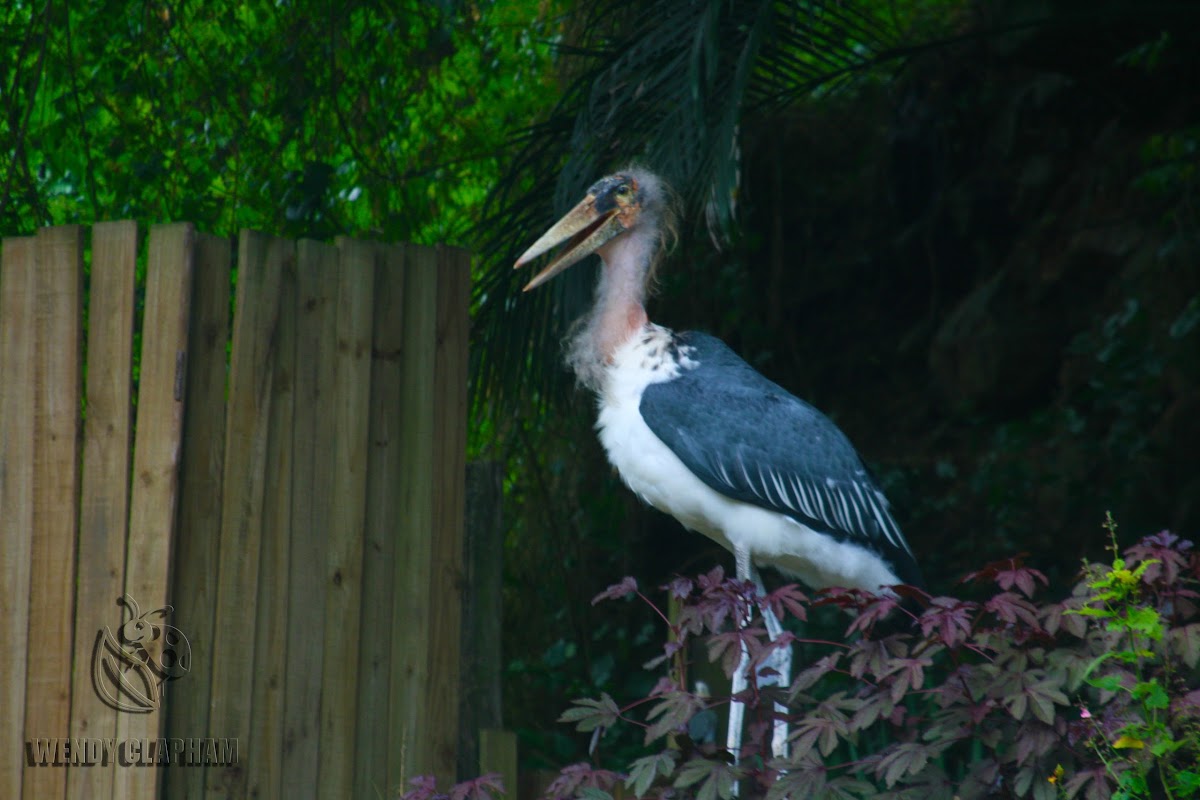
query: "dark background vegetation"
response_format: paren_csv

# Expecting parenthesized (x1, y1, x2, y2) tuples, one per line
(4, 0, 1198, 776)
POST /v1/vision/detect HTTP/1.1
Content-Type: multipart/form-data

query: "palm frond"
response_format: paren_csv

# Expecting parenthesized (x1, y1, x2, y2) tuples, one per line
(471, 0, 909, 420)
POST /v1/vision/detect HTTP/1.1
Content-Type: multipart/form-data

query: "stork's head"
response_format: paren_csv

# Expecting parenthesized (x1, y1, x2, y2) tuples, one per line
(515, 168, 668, 291)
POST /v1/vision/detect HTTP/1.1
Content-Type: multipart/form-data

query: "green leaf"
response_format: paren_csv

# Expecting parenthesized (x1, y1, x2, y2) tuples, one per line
(1132, 680, 1169, 710)
(1114, 606, 1164, 640)
(626, 751, 678, 798)
(1080, 649, 1120, 684)
(1117, 770, 1149, 798)
(558, 693, 621, 732)
(1149, 735, 1183, 758)
(1070, 606, 1113, 618)
(1087, 673, 1127, 693)
(1172, 771, 1200, 792)
(674, 758, 738, 800)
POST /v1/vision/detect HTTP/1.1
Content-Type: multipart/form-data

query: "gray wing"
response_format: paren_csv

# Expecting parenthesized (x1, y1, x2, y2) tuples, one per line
(640, 332, 921, 587)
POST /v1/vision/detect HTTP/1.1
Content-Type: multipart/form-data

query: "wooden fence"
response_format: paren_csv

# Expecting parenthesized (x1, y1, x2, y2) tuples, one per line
(0, 223, 471, 799)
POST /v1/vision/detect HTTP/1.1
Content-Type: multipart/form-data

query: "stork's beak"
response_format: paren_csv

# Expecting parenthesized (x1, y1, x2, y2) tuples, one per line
(514, 195, 626, 291)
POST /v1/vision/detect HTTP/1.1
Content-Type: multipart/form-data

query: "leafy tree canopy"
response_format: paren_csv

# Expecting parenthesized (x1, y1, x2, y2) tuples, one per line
(1, 0, 566, 242)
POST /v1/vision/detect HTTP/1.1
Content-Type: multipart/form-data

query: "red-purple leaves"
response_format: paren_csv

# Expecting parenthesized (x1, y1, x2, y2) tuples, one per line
(789, 652, 841, 697)
(449, 775, 506, 800)
(1126, 530, 1193, 584)
(871, 742, 934, 788)
(984, 590, 1043, 630)
(1040, 595, 1091, 638)
(407, 527, 1198, 800)
(666, 575, 695, 600)
(962, 554, 1045, 595)
(1168, 622, 1200, 667)
(878, 655, 934, 704)
(706, 626, 768, 679)
(994, 668, 1070, 724)
(399, 776, 441, 800)
(919, 597, 979, 646)
(844, 593, 900, 637)
(593, 576, 639, 604)
(644, 688, 705, 743)
(400, 774, 505, 800)
(788, 692, 856, 759)
(542, 763, 623, 800)
(760, 583, 809, 624)
(996, 562, 1049, 598)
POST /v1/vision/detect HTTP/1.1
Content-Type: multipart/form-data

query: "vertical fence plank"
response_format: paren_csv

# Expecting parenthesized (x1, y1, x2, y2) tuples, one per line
(390, 244, 470, 790)
(281, 240, 339, 800)
(248, 245, 296, 800)
(354, 243, 406, 800)
(480, 728, 518, 800)
(112, 223, 195, 799)
(316, 238, 376, 798)
(23, 225, 84, 800)
(67, 221, 138, 800)
(427, 245, 470, 782)
(206, 231, 285, 799)
(165, 232, 232, 800)
(390, 243, 438, 793)
(0, 237, 37, 800)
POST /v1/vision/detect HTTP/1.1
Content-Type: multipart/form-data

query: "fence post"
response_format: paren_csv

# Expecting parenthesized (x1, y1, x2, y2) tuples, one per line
(390, 244, 470, 792)
(354, 242, 407, 800)
(281, 239, 339, 799)
(205, 231, 286, 797)
(460, 460, 505, 779)
(67, 220, 137, 800)
(315, 238, 376, 798)
(165, 231, 232, 800)
(112, 223, 195, 799)
(24, 226, 84, 800)
(246, 242, 298, 800)
(0, 236, 38, 800)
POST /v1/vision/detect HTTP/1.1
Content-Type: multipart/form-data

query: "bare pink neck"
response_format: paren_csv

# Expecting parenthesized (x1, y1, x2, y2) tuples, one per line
(594, 230, 653, 362)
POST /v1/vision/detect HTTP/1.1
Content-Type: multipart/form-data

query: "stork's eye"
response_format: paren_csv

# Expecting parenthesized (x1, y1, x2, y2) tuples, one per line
(616, 184, 631, 197)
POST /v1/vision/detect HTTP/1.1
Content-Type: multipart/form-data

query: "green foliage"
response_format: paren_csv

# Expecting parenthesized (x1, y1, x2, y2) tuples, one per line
(1067, 515, 1200, 800)
(1, 0, 566, 242)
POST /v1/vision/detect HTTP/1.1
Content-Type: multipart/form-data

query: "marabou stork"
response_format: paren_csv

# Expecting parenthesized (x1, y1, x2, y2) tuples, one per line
(515, 167, 921, 766)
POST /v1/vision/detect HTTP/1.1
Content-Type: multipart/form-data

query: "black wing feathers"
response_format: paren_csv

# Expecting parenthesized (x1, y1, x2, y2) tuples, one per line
(639, 332, 921, 587)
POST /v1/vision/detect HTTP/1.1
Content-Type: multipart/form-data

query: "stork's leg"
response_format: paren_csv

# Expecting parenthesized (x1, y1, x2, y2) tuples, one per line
(726, 549, 792, 777)
(749, 567, 791, 762)
(726, 547, 753, 770)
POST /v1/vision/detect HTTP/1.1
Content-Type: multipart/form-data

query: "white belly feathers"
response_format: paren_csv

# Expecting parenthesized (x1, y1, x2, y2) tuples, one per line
(594, 325, 901, 592)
